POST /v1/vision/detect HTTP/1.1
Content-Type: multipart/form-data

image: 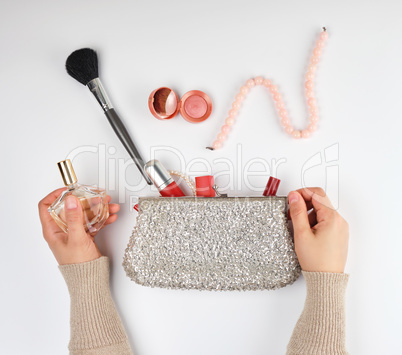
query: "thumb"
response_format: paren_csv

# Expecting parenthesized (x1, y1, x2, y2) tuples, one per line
(288, 191, 311, 236)
(64, 195, 86, 237)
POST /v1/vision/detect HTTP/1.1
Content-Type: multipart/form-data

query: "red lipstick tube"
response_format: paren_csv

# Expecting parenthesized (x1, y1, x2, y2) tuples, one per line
(144, 160, 185, 197)
(263, 176, 280, 196)
(195, 175, 215, 197)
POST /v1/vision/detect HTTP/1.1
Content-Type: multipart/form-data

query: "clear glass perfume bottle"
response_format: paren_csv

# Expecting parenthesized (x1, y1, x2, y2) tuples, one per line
(48, 159, 109, 234)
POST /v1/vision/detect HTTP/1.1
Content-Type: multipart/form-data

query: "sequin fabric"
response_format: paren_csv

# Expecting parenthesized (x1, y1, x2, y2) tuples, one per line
(123, 197, 301, 291)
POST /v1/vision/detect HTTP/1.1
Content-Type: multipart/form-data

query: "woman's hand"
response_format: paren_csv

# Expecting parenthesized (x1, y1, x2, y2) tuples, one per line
(288, 187, 349, 273)
(38, 188, 120, 265)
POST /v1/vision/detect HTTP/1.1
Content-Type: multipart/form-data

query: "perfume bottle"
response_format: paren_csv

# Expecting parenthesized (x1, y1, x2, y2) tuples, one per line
(48, 159, 109, 234)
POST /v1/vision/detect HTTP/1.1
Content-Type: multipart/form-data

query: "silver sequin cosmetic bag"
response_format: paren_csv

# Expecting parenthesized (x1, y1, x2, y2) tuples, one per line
(123, 196, 301, 291)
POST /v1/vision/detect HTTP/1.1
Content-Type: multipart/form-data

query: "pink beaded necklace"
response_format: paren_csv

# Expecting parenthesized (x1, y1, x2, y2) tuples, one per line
(208, 28, 328, 150)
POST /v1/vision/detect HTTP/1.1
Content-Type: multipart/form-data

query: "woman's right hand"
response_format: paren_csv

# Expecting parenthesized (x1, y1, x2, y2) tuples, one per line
(288, 187, 349, 273)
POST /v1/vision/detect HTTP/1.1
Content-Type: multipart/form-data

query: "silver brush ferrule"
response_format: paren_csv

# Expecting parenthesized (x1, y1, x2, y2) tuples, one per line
(87, 78, 113, 111)
(144, 160, 174, 190)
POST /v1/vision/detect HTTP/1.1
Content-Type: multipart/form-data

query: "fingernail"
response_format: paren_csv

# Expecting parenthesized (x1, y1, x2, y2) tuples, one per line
(288, 192, 298, 205)
(65, 196, 78, 210)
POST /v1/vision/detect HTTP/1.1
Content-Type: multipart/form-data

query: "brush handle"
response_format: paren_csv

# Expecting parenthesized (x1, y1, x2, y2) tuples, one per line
(104, 108, 152, 185)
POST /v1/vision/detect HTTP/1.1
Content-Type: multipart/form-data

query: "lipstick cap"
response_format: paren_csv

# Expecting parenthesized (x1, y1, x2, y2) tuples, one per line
(195, 175, 215, 197)
(144, 160, 173, 190)
(263, 176, 280, 196)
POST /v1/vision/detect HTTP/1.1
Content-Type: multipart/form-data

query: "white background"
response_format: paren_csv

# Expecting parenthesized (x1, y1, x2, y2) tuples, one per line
(0, 0, 401, 354)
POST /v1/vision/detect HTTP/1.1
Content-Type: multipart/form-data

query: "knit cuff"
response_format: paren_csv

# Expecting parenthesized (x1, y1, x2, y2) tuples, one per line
(287, 271, 349, 355)
(59, 256, 111, 298)
(303, 271, 349, 303)
(59, 257, 132, 354)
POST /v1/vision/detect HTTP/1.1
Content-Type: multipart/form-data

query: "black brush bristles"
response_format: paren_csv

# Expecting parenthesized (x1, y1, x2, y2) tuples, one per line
(66, 48, 99, 85)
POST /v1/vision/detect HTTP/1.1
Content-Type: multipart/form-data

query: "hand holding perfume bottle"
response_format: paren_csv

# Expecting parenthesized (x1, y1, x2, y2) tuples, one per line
(48, 160, 110, 234)
(39, 160, 120, 265)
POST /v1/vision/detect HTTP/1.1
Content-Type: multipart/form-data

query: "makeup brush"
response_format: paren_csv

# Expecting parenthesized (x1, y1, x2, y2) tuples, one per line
(66, 48, 152, 185)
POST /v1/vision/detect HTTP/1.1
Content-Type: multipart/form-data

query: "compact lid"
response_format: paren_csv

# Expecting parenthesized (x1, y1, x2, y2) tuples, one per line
(148, 87, 180, 120)
(58, 159, 77, 186)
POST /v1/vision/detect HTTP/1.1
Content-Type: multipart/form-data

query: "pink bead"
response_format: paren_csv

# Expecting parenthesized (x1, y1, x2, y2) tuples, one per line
(306, 71, 314, 81)
(221, 125, 230, 134)
(308, 124, 317, 132)
(246, 79, 255, 88)
(263, 79, 272, 87)
(310, 115, 319, 123)
(311, 56, 320, 65)
(285, 126, 294, 134)
(276, 101, 285, 109)
(301, 130, 310, 138)
(212, 141, 222, 150)
(280, 118, 290, 127)
(254, 76, 264, 85)
(320, 31, 328, 41)
(316, 40, 325, 48)
(232, 101, 241, 110)
(225, 117, 235, 125)
(313, 48, 322, 57)
(217, 133, 226, 141)
(309, 106, 318, 115)
(279, 109, 288, 118)
(305, 81, 313, 90)
(273, 93, 282, 101)
(292, 130, 301, 139)
(269, 85, 278, 94)
(235, 94, 245, 102)
(228, 109, 237, 118)
(307, 98, 316, 107)
(305, 90, 314, 98)
(240, 86, 249, 95)
(308, 64, 317, 73)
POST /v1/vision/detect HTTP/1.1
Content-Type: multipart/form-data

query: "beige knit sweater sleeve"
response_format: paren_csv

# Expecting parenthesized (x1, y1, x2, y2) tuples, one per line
(59, 256, 133, 355)
(59, 258, 348, 355)
(287, 271, 349, 355)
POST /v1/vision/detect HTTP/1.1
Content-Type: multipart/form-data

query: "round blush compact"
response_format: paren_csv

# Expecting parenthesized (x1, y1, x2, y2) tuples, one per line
(148, 88, 212, 123)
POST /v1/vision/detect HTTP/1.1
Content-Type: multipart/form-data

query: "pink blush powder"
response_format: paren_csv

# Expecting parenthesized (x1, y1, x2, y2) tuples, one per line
(184, 95, 207, 119)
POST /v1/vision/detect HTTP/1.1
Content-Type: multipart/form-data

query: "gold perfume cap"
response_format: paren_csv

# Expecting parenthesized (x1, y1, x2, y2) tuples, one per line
(57, 159, 77, 186)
